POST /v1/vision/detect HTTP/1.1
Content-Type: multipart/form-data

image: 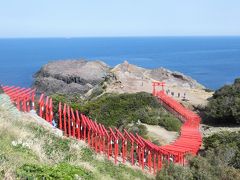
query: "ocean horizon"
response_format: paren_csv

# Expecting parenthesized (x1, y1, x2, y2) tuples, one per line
(0, 36, 240, 90)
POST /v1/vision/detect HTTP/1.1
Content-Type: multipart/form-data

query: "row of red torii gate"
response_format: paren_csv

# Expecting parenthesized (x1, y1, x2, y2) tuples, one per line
(1, 82, 202, 174)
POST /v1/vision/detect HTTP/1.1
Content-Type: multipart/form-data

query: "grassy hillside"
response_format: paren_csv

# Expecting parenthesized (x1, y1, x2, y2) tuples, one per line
(2, 88, 240, 179)
(51, 92, 181, 136)
(0, 94, 152, 179)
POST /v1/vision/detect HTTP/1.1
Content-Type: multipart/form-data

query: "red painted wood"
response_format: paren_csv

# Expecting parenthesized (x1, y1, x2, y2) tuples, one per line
(5, 84, 202, 174)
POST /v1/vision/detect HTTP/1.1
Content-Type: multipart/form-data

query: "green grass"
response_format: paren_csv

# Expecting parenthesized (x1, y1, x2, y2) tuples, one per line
(1, 88, 183, 179)
(43, 135, 71, 159)
(0, 132, 40, 179)
(80, 147, 94, 162)
(16, 163, 94, 180)
(94, 160, 151, 180)
(29, 122, 49, 138)
(0, 105, 152, 179)
(51, 92, 181, 134)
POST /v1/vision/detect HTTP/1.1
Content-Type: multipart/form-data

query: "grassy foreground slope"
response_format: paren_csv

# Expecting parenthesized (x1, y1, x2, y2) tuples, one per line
(0, 94, 152, 180)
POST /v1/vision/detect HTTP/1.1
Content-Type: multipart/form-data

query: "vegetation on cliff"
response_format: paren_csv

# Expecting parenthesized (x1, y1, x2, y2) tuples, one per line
(51, 92, 181, 136)
(203, 78, 240, 124)
(156, 131, 240, 180)
(204, 131, 240, 169)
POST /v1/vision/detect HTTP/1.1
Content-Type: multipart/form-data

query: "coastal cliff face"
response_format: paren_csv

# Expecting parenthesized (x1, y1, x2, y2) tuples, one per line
(33, 60, 212, 106)
(34, 60, 111, 95)
(109, 61, 204, 93)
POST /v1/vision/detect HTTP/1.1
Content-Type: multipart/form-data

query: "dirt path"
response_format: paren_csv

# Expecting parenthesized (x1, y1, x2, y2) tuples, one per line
(201, 124, 240, 137)
(142, 123, 178, 145)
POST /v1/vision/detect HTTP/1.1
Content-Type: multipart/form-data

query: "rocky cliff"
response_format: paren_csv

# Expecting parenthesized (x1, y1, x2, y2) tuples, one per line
(108, 61, 204, 92)
(33, 60, 212, 106)
(34, 60, 111, 95)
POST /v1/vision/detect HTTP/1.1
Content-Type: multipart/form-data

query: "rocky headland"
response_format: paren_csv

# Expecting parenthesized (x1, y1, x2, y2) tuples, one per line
(33, 60, 213, 107)
(34, 60, 111, 95)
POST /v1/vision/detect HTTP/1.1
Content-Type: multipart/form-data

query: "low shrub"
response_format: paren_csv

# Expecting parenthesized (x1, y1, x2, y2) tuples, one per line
(156, 163, 193, 180)
(16, 163, 93, 179)
(204, 78, 240, 124)
(51, 92, 182, 139)
(158, 114, 181, 132)
(156, 154, 240, 180)
(204, 131, 240, 169)
(94, 159, 150, 180)
(156, 131, 240, 179)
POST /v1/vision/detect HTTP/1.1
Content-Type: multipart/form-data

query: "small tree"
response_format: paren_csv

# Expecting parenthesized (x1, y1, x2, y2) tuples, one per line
(205, 77, 240, 124)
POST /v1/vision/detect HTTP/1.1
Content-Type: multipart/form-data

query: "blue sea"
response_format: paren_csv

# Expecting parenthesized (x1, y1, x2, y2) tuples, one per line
(0, 37, 240, 90)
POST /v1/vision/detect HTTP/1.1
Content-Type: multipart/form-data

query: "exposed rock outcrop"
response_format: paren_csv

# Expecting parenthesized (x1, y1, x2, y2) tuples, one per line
(33, 60, 111, 95)
(109, 61, 204, 92)
(33, 60, 212, 106)
(148, 67, 204, 89)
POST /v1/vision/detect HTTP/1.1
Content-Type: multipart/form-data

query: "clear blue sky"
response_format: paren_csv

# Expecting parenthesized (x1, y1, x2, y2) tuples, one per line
(1, 0, 240, 37)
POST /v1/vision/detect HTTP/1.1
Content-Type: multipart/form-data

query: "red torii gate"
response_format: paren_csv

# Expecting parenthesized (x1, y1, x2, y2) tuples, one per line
(115, 128, 126, 163)
(38, 94, 44, 118)
(152, 81, 165, 96)
(153, 83, 202, 158)
(123, 129, 135, 165)
(12, 88, 35, 112)
(2, 84, 203, 175)
(75, 110, 81, 140)
(2, 85, 35, 112)
(38, 95, 53, 123)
